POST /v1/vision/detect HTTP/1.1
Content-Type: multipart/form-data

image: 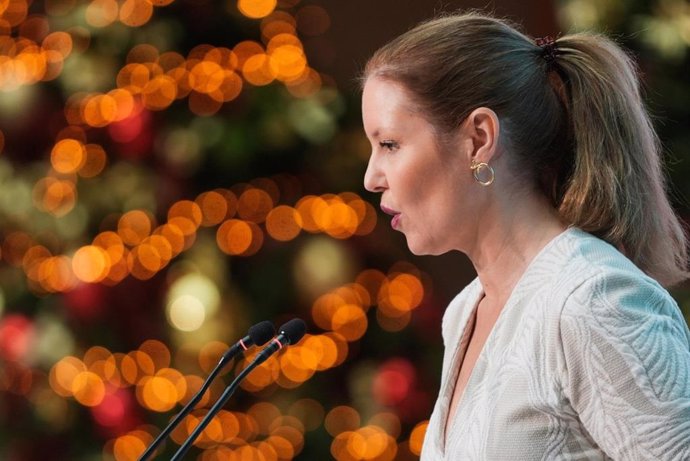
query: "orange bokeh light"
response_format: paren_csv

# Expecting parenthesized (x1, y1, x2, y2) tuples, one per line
(119, 0, 153, 27)
(85, 0, 119, 28)
(113, 433, 147, 461)
(78, 143, 108, 177)
(118, 210, 153, 246)
(142, 75, 177, 110)
(237, 0, 277, 19)
(408, 420, 429, 456)
(265, 205, 302, 241)
(51, 138, 85, 173)
(237, 187, 274, 223)
(242, 53, 276, 86)
(217, 219, 251, 255)
(168, 200, 202, 228)
(72, 245, 111, 283)
(72, 371, 106, 406)
(325, 406, 360, 442)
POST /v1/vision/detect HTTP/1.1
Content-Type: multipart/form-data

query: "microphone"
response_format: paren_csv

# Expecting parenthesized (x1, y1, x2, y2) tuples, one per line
(170, 318, 307, 461)
(138, 321, 275, 461)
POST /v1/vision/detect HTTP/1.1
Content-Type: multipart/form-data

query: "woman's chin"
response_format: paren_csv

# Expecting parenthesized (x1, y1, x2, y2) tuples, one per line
(405, 236, 434, 256)
(405, 235, 451, 256)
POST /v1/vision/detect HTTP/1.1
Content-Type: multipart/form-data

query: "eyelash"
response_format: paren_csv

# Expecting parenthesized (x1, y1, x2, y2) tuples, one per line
(379, 140, 399, 151)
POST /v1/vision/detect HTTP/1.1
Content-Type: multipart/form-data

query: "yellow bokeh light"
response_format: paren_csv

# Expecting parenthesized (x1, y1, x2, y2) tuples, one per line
(167, 294, 206, 331)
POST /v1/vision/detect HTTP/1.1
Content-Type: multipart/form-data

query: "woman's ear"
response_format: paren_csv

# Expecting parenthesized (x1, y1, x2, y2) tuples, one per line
(458, 107, 500, 164)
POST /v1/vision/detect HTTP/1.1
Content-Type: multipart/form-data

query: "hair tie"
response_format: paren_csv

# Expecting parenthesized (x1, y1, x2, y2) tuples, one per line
(535, 36, 559, 64)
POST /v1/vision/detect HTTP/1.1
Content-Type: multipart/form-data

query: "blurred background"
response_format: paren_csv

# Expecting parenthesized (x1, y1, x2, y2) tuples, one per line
(0, 0, 688, 460)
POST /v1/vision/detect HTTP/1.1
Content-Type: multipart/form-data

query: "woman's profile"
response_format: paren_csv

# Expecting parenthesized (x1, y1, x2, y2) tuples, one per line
(360, 11, 690, 459)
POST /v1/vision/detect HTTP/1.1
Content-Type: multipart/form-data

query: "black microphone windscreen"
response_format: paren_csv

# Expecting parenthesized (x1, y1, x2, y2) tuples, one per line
(248, 321, 275, 346)
(279, 318, 307, 345)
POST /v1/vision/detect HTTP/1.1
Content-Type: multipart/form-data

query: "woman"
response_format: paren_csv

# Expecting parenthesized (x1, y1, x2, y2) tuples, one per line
(361, 12, 690, 460)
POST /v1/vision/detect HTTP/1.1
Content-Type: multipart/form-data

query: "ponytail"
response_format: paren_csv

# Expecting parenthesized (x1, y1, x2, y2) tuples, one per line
(553, 34, 689, 286)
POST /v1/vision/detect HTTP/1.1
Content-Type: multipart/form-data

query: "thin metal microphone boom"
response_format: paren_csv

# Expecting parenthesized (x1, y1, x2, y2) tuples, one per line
(170, 318, 306, 461)
(138, 321, 274, 461)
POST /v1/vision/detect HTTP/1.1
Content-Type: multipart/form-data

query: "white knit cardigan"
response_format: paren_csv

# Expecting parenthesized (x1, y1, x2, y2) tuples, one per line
(420, 228, 690, 460)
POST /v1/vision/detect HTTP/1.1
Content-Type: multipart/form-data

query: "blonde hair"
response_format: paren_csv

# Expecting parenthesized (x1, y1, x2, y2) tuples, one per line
(363, 11, 689, 287)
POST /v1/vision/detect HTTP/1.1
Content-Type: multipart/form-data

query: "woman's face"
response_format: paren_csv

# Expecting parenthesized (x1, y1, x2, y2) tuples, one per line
(362, 77, 474, 255)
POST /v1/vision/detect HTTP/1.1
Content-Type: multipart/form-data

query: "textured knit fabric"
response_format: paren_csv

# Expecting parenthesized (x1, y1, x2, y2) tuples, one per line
(420, 228, 690, 460)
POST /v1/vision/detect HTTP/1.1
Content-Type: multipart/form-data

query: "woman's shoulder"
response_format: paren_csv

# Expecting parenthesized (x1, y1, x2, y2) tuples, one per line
(552, 229, 685, 328)
(542, 227, 662, 294)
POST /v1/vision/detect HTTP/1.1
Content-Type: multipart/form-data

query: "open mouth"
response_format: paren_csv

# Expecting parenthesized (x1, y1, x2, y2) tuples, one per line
(381, 205, 401, 229)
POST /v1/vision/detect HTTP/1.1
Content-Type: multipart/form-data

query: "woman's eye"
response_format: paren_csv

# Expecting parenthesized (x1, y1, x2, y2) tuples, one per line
(379, 140, 399, 151)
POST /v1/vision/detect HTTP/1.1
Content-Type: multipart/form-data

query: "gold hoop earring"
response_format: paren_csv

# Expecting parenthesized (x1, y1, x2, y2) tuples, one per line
(470, 160, 495, 186)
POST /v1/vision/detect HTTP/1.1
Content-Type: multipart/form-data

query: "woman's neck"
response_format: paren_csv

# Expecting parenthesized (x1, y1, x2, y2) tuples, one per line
(467, 191, 567, 306)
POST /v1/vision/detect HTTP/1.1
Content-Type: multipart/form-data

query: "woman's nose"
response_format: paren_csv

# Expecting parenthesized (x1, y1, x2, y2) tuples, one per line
(363, 154, 386, 193)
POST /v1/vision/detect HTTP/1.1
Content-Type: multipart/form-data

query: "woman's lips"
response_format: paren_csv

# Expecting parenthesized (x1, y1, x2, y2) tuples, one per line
(380, 205, 401, 230)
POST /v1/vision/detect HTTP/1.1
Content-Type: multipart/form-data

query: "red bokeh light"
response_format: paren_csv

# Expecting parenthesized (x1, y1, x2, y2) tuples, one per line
(0, 314, 35, 362)
(372, 358, 416, 407)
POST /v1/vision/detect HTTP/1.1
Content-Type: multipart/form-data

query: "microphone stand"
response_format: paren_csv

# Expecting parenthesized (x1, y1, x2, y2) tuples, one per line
(169, 357, 264, 461)
(170, 318, 305, 461)
(138, 343, 244, 461)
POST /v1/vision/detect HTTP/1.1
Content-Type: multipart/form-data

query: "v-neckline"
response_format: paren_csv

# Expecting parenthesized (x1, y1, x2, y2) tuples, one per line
(438, 227, 575, 454)
(439, 284, 485, 452)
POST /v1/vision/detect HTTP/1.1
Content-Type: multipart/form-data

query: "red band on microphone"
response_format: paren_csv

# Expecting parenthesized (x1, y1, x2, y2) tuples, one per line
(239, 339, 249, 351)
(272, 338, 284, 350)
